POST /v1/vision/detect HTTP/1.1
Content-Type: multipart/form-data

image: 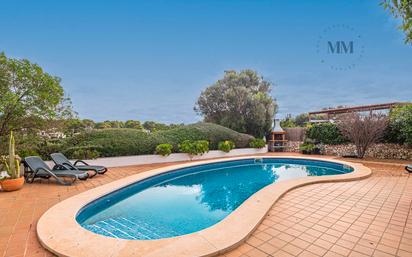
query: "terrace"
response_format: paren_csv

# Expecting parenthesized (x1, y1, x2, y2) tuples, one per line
(0, 153, 411, 257)
(1, 1, 411, 255)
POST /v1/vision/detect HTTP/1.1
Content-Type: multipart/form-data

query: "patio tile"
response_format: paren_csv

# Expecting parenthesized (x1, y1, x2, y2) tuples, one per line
(372, 250, 396, 257)
(306, 244, 328, 256)
(277, 232, 295, 242)
(272, 249, 295, 257)
(254, 232, 272, 242)
(246, 236, 264, 247)
(1, 155, 411, 257)
(330, 244, 351, 256)
(267, 237, 288, 248)
(352, 244, 375, 255)
(313, 238, 334, 250)
(375, 244, 397, 255)
(282, 243, 304, 255)
(256, 242, 279, 255)
(335, 238, 356, 250)
(290, 238, 311, 249)
(397, 249, 412, 257)
(320, 233, 339, 243)
(244, 248, 268, 257)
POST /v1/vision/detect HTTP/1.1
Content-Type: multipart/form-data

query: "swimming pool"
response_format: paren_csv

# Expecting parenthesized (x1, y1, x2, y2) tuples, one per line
(76, 158, 353, 240)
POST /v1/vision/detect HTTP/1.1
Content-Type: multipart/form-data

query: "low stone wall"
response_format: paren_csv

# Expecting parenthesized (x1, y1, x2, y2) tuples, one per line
(324, 143, 412, 160)
(286, 141, 301, 153)
(286, 141, 412, 160)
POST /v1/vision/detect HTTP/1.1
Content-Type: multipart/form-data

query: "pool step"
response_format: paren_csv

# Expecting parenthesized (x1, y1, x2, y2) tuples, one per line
(82, 217, 180, 240)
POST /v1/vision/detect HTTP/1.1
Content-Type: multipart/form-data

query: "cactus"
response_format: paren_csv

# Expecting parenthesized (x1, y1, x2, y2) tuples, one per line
(2, 131, 20, 179)
(9, 131, 16, 176)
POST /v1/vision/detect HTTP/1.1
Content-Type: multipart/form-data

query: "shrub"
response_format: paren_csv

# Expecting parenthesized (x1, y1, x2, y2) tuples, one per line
(306, 123, 347, 145)
(194, 140, 209, 155)
(64, 129, 159, 157)
(155, 144, 173, 156)
(62, 123, 253, 157)
(387, 104, 412, 145)
(63, 146, 102, 159)
(337, 113, 388, 158)
(249, 138, 266, 148)
(299, 142, 316, 153)
(178, 140, 209, 160)
(71, 149, 100, 160)
(17, 148, 39, 158)
(218, 140, 235, 153)
(36, 140, 65, 160)
(166, 123, 253, 149)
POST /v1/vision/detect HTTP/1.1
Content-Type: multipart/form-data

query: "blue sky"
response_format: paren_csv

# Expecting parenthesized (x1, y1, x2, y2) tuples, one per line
(1, 0, 411, 123)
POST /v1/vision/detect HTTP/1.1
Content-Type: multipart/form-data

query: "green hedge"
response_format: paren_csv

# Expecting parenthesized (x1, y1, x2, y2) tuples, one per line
(61, 122, 254, 158)
(306, 123, 347, 145)
(385, 104, 412, 145)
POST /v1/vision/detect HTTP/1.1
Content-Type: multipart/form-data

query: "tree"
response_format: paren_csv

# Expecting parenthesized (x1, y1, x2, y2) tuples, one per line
(382, 0, 412, 44)
(108, 120, 124, 128)
(124, 120, 143, 129)
(63, 118, 85, 136)
(336, 113, 388, 158)
(95, 120, 124, 129)
(82, 119, 95, 130)
(0, 52, 72, 138)
(142, 121, 169, 132)
(95, 121, 112, 129)
(294, 113, 309, 127)
(280, 115, 296, 128)
(194, 70, 277, 137)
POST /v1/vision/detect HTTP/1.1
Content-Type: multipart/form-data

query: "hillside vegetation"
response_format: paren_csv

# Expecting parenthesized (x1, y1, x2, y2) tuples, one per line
(59, 122, 254, 158)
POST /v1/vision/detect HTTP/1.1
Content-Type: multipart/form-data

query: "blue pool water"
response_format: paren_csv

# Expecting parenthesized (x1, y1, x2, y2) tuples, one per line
(77, 158, 353, 240)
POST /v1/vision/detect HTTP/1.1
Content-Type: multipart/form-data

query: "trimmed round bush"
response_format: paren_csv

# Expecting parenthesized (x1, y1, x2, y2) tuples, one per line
(155, 143, 173, 156)
(178, 140, 209, 157)
(194, 140, 209, 155)
(249, 138, 266, 148)
(218, 140, 235, 153)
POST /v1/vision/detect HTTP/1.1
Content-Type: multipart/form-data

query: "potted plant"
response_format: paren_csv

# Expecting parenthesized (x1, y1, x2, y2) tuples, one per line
(0, 131, 24, 192)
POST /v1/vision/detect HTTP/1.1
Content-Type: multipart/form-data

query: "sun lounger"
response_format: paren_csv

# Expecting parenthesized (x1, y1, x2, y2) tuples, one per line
(50, 153, 107, 178)
(23, 156, 89, 185)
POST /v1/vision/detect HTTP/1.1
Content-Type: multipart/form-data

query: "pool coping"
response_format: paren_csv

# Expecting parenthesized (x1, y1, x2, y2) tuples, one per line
(37, 156, 372, 257)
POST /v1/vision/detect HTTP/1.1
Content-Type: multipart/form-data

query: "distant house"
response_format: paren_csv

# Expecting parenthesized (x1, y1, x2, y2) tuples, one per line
(38, 129, 66, 139)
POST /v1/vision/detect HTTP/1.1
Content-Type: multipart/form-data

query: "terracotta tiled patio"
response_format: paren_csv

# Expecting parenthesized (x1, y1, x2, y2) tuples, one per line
(0, 154, 411, 257)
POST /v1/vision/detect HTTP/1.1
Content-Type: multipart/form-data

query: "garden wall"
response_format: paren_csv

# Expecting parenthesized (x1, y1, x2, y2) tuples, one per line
(45, 147, 268, 168)
(286, 141, 412, 160)
(284, 128, 306, 141)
